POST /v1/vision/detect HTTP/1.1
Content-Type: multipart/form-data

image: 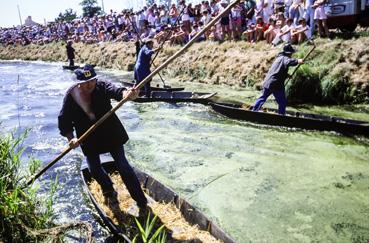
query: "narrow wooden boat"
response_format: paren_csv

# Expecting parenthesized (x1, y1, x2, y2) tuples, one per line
(135, 91, 217, 104)
(81, 161, 236, 243)
(210, 102, 369, 136)
(122, 81, 185, 92)
(62, 65, 81, 71)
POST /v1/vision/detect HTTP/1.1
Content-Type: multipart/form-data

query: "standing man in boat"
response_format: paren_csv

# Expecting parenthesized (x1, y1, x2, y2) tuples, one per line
(58, 64, 148, 210)
(134, 38, 159, 97)
(66, 40, 76, 67)
(252, 44, 304, 115)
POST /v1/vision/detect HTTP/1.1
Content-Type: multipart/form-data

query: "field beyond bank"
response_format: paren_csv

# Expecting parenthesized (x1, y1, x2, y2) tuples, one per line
(0, 36, 368, 104)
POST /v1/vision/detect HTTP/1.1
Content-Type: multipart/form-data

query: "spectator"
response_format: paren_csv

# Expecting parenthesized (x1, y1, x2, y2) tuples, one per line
(181, 2, 192, 33)
(284, 0, 293, 17)
(189, 24, 205, 41)
(272, 17, 294, 45)
(210, 0, 219, 16)
(276, 12, 286, 26)
(138, 10, 147, 32)
(243, 22, 256, 42)
(244, 0, 257, 25)
(231, 3, 243, 40)
(194, 4, 203, 22)
(255, 15, 267, 42)
(0, 0, 322, 48)
(208, 25, 221, 41)
(170, 25, 188, 45)
(291, 17, 311, 43)
(188, 3, 195, 24)
(169, 4, 179, 25)
(218, 0, 231, 40)
(159, 6, 169, 26)
(312, 0, 329, 37)
(304, 0, 315, 37)
(264, 18, 278, 44)
(289, 0, 305, 25)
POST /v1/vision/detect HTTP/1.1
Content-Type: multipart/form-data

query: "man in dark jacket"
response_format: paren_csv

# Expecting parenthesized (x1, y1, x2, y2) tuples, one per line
(252, 44, 304, 114)
(66, 40, 75, 67)
(58, 64, 148, 209)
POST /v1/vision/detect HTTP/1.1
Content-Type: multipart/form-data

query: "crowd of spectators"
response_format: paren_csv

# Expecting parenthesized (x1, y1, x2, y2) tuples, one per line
(0, 0, 333, 47)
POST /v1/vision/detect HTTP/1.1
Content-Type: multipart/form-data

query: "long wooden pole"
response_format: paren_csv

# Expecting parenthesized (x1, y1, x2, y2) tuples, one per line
(285, 43, 316, 86)
(26, 0, 240, 187)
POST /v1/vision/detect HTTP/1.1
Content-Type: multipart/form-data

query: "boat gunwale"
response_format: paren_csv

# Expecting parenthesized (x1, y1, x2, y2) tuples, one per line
(122, 81, 185, 92)
(210, 102, 369, 136)
(135, 91, 217, 104)
(81, 161, 236, 243)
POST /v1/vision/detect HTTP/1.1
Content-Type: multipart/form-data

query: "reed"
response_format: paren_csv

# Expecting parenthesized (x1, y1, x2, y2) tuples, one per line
(0, 130, 54, 241)
(0, 131, 94, 242)
(287, 64, 322, 103)
(133, 212, 166, 243)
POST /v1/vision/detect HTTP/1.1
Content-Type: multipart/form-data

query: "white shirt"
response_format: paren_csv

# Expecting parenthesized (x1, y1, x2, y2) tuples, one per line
(296, 24, 311, 39)
(280, 23, 294, 41)
(148, 14, 156, 26)
(201, 14, 212, 25)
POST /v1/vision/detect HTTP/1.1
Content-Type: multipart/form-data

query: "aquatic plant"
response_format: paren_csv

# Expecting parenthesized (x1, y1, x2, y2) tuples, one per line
(133, 212, 166, 243)
(0, 131, 92, 242)
(0, 131, 51, 241)
(287, 64, 322, 103)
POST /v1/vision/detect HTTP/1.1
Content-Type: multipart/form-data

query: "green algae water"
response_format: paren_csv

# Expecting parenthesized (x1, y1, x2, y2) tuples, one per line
(109, 71, 369, 242)
(1, 62, 368, 242)
(122, 101, 369, 242)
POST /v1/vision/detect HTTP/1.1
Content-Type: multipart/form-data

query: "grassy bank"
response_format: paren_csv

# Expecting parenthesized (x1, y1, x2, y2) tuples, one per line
(0, 36, 368, 104)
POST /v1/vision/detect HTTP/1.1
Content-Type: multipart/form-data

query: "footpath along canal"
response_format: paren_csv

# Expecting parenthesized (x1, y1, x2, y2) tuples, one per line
(0, 61, 368, 242)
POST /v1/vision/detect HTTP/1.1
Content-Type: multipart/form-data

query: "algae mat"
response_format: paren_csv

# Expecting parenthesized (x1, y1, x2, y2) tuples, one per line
(117, 101, 369, 243)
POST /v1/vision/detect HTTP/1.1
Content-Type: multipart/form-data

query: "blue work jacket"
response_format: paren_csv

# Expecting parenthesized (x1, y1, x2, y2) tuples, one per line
(134, 45, 155, 82)
(263, 53, 299, 91)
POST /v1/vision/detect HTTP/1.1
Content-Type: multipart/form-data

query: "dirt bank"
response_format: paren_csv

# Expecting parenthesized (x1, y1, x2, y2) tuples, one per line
(0, 37, 368, 104)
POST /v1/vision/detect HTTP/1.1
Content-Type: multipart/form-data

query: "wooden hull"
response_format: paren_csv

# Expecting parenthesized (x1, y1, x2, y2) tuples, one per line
(210, 102, 369, 137)
(122, 81, 185, 92)
(81, 161, 236, 243)
(135, 91, 217, 104)
(62, 65, 81, 70)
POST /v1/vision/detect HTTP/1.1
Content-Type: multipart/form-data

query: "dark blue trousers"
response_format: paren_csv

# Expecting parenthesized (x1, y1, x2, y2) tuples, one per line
(134, 70, 151, 97)
(252, 88, 287, 115)
(86, 146, 147, 207)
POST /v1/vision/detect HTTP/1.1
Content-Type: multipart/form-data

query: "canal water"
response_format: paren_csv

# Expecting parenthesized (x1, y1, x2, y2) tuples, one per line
(0, 61, 368, 242)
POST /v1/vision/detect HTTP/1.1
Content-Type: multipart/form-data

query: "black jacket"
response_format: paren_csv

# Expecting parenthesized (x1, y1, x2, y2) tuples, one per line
(263, 54, 298, 91)
(58, 80, 128, 156)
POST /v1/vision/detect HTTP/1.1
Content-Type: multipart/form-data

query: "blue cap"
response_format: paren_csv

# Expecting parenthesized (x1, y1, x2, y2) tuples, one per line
(74, 64, 98, 83)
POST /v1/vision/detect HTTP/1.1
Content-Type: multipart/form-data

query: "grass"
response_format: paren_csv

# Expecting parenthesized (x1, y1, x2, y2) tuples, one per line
(1, 35, 368, 105)
(0, 130, 93, 242)
(0, 130, 55, 241)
